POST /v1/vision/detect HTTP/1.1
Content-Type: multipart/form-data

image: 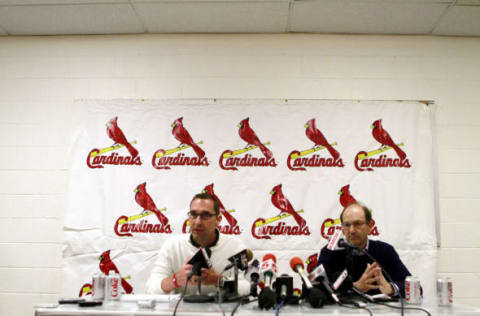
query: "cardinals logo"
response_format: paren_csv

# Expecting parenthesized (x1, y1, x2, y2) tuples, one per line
(354, 119, 411, 172)
(320, 184, 379, 239)
(78, 283, 92, 297)
(219, 117, 277, 171)
(114, 182, 172, 237)
(98, 250, 134, 294)
(87, 116, 142, 169)
(305, 253, 318, 274)
(152, 117, 209, 170)
(251, 184, 310, 239)
(182, 183, 241, 235)
(288, 118, 345, 171)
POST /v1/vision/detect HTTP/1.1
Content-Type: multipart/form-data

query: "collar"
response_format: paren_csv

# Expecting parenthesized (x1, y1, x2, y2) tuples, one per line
(189, 229, 220, 249)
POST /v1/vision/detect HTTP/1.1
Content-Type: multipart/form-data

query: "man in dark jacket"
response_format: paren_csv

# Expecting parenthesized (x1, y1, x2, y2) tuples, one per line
(317, 202, 411, 297)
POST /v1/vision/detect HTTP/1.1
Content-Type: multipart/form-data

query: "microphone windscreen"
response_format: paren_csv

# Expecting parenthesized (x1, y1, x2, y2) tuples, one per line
(262, 253, 277, 263)
(289, 257, 304, 271)
(246, 249, 253, 262)
(258, 287, 276, 310)
(307, 287, 326, 308)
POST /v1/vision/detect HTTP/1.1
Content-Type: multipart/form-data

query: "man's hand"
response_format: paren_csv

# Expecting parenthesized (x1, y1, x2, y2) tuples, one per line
(372, 263, 394, 295)
(175, 257, 194, 286)
(353, 263, 380, 293)
(161, 257, 193, 293)
(199, 267, 221, 286)
(353, 262, 393, 295)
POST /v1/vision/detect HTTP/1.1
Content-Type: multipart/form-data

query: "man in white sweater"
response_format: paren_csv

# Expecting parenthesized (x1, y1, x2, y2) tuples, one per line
(146, 193, 248, 295)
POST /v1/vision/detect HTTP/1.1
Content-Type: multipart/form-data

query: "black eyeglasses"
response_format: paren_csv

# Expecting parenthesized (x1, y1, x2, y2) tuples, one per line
(187, 211, 217, 220)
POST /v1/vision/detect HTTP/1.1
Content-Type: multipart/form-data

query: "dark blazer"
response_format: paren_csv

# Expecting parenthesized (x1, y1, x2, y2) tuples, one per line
(317, 239, 411, 297)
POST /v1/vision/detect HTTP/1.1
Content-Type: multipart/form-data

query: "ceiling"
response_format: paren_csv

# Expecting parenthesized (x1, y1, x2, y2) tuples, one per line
(0, 0, 479, 36)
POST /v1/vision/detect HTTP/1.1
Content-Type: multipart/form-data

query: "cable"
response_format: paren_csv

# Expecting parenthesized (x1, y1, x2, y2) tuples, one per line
(216, 295, 226, 316)
(338, 301, 373, 316)
(400, 295, 405, 316)
(374, 301, 432, 316)
(230, 296, 256, 316)
(216, 268, 228, 316)
(172, 282, 188, 316)
(231, 300, 243, 316)
(274, 298, 285, 316)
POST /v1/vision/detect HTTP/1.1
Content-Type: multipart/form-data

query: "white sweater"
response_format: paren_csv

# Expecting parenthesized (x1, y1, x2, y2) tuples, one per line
(146, 233, 249, 295)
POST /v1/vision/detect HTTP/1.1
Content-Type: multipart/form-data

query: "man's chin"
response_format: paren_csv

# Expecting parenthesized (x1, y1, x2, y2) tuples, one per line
(347, 238, 361, 247)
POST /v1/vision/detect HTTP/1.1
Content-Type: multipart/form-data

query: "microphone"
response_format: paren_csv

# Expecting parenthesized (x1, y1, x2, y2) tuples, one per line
(201, 247, 212, 269)
(326, 229, 345, 251)
(224, 249, 253, 271)
(184, 247, 214, 303)
(332, 269, 349, 292)
(187, 247, 212, 279)
(289, 257, 313, 289)
(327, 230, 361, 254)
(258, 254, 277, 310)
(338, 238, 359, 251)
(309, 264, 340, 304)
(289, 257, 324, 308)
(274, 274, 293, 300)
(331, 269, 356, 300)
(244, 259, 260, 297)
(260, 254, 277, 289)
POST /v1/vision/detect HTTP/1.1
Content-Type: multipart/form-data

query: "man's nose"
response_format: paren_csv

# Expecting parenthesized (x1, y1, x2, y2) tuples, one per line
(347, 225, 357, 233)
(192, 216, 203, 225)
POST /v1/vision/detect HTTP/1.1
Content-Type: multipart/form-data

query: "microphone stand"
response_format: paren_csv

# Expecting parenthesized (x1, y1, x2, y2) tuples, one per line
(233, 263, 239, 296)
(216, 257, 244, 303)
(184, 269, 214, 303)
(224, 263, 243, 302)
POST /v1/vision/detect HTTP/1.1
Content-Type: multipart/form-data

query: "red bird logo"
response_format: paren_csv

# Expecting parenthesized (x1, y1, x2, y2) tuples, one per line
(270, 184, 306, 227)
(171, 117, 205, 158)
(371, 119, 406, 160)
(106, 117, 139, 158)
(134, 182, 169, 226)
(238, 118, 273, 159)
(203, 183, 238, 227)
(339, 184, 357, 208)
(305, 118, 339, 160)
(99, 250, 133, 294)
(305, 253, 318, 274)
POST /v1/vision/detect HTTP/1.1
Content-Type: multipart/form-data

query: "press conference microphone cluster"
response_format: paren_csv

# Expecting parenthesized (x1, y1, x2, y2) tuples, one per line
(290, 257, 325, 308)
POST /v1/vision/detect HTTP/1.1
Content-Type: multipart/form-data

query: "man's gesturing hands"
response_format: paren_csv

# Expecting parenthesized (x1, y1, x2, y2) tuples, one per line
(353, 262, 393, 295)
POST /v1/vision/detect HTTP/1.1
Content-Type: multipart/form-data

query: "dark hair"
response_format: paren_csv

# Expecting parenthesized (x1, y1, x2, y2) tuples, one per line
(190, 193, 220, 215)
(340, 202, 372, 224)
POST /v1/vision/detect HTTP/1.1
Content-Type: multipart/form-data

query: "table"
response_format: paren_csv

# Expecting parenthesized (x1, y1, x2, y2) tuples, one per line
(34, 295, 480, 316)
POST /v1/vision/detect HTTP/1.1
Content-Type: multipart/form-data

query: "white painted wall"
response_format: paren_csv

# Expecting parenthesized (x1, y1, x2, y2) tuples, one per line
(0, 34, 479, 316)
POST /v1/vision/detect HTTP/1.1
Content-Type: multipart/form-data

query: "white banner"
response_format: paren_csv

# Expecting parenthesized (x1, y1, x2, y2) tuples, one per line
(64, 99, 437, 298)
